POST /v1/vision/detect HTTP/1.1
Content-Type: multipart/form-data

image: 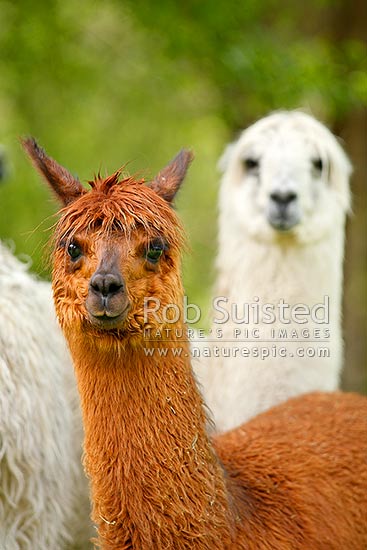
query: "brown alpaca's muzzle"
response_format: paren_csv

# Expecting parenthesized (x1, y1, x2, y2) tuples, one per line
(86, 263, 130, 330)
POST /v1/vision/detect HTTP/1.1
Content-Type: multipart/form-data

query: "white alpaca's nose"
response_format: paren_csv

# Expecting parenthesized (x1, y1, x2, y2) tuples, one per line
(267, 187, 300, 231)
(270, 189, 297, 207)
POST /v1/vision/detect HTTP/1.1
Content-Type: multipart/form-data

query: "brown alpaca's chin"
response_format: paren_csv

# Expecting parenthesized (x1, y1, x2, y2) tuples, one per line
(87, 306, 130, 331)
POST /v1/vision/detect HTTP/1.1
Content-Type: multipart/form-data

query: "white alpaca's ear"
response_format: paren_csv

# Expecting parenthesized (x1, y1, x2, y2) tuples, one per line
(21, 137, 85, 206)
(150, 149, 194, 203)
(218, 143, 235, 173)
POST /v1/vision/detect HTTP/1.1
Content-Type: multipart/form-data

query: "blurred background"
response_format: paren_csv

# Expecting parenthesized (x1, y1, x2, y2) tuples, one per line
(0, 0, 365, 392)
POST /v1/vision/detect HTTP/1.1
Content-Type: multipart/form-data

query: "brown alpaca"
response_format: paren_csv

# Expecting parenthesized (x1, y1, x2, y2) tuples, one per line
(23, 138, 367, 550)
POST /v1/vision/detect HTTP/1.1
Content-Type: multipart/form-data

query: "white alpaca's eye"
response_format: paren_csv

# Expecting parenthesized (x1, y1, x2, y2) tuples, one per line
(243, 158, 259, 172)
(312, 158, 323, 172)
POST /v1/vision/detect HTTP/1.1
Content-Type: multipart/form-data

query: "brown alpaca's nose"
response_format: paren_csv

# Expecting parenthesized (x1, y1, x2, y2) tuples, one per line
(86, 266, 129, 329)
(90, 272, 124, 298)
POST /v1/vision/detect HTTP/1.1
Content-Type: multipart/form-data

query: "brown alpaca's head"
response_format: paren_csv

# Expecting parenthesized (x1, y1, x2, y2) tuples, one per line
(22, 139, 193, 343)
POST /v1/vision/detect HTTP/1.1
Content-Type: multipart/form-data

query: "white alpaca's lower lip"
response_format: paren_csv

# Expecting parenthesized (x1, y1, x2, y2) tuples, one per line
(266, 204, 300, 231)
(268, 216, 299, 231)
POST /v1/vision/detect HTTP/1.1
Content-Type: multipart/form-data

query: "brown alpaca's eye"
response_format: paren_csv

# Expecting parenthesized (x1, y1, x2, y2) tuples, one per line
(145, 242, 164, 264)
(67, 242, 82, 261)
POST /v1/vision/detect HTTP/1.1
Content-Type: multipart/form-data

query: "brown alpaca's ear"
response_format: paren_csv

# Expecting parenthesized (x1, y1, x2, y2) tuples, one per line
(150, 149, 194, 203)
(21, 137, 85, 206)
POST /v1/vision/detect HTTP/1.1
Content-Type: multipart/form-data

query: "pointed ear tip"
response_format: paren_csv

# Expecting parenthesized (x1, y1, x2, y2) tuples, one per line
(180, 148, 194, 162)
(20, 135, 33, 144)
(20, 136, 40, 154)
(175, 149, 194, 171)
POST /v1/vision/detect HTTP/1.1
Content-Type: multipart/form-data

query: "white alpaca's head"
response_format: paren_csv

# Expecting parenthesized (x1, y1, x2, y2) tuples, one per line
(219, 111, 352, 244)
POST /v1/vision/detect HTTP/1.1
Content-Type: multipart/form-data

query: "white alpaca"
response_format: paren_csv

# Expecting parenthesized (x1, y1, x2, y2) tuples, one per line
(0, 242, 92, 549)
(195, 111, 352, 432)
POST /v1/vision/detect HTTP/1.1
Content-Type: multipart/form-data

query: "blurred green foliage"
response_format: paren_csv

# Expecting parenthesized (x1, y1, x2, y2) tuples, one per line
(0, 0, 365, 326)
(125, 0, 366, 127)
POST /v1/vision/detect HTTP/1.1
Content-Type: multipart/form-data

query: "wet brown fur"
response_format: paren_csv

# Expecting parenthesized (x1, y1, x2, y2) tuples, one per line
(23, 138, 367, 549)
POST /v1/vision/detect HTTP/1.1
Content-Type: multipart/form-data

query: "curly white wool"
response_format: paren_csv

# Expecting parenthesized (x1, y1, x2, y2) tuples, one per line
(0, 242, 92, 549)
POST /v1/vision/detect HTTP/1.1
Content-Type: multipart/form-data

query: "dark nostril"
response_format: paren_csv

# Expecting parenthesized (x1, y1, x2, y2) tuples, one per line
(90, 273, 124, 297)
(108, 281, 122, 294)
(270, 191, 297, 205)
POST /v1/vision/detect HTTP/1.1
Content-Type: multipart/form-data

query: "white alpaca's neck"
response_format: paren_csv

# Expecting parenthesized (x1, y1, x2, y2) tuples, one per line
(195, 219, 346, 432)
(216, 228, 344, 311)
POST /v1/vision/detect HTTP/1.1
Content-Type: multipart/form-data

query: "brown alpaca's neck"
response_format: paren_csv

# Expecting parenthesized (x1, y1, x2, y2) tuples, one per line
(69, 328, 233, 549)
